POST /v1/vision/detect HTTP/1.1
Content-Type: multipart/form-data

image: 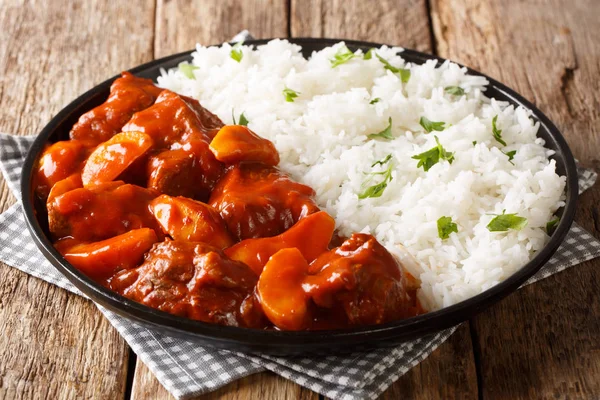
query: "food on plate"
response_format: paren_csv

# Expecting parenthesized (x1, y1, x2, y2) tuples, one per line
(121, 89, 225, 200)
(39, 67, 420, 330)
(55, 228, 158, 281)
(208, 163, 320, 241)
(158, 40, 565, 310)
(109, 240, 264, 327)
(36, 40, 566, 330)
(48, 182, 161, 242)
(209, 125, 280, 166)
(81, 131, 154, 186)
(34, 140, 89, 199)
(150, 194, 234, 249)
(225, 210, 335, 275)
(70, 72, 163, 144)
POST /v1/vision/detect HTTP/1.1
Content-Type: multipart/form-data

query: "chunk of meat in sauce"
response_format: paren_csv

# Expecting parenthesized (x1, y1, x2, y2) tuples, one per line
(225, 210, 334, 275)
(110, 240, 264, 328)
(122, 90, 224, 149)
(209, 163, 320, 241)
(150, 195, 234, 249)
(55, 228, 158, 283)
(70, 72, 163, 145)
(82, 131, 153, 187)
(182, 94, 225, 141)
(210, 125, 279, 166)
(255, 233, 420, 330)
(147, 141, 222, 201)
(34, 140, 90, 200)
(304, 233, 419, 326)
(48, 181, 162, 242)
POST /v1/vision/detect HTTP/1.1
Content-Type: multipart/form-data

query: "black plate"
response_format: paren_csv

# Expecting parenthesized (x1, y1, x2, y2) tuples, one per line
(21, 38, 578, 355)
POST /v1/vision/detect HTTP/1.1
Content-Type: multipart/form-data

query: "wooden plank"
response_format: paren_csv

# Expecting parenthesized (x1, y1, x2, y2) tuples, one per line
(131, 361, 317, 400)
(129, 1, 298, 398)
(291, 0, 432, 52)
(431, 0, 600, 398)
(0, 0, 156, 398)
(382, 324, 478, 400)
(291, 1, 478, 398)
(154, 0, 289, 58)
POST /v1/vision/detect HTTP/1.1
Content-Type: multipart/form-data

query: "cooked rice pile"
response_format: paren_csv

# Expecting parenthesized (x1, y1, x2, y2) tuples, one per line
(158, 40, 566, 310)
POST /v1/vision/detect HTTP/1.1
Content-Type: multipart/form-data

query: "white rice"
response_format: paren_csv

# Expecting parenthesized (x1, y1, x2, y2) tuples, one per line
(157, 40, 566, 311)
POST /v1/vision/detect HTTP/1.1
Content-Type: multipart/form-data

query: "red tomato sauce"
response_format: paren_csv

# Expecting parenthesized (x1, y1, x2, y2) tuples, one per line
(37, 72, 424, 330)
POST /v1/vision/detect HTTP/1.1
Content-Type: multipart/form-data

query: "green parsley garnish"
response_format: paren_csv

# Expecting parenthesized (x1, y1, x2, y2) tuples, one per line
(503, 149, 516, 165)
(179, 62, 198, 79)
(376, 54, 410, 83)
(492, 115, 507, 146)
(437, 216, 458, 240)
(231, 110, 249, 126)
(419, 116, 446, 133)
(472, 141, 477, 146)
(411, 136, 455, 172)
(358, 155, 394, 199)
(283, 86, 301, 102)
(238, 112, 249, 126)
(363, 48, 375, 60)
(371, 154, 392, 167)
(486, 210, 528, 232)
(367, 118, 393, 140)
(330, 46, 356, 68)
(546, 217, 560, 234)
(445, 86, 465, 96)
(369, 97, 381, 105)
(230, 40, 244, 62)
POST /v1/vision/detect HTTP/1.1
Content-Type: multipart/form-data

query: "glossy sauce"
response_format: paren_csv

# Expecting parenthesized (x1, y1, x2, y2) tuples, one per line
(40, 73, 424, 330)
(209, 163, 320, 241)
(70, 72, 163, 145)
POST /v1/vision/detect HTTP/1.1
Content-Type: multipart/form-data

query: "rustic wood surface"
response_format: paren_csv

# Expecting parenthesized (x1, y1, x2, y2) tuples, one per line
(0, 0, 598, 399)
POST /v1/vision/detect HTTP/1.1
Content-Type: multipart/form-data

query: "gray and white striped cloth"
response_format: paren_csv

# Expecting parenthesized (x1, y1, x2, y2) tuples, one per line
(1, 133, 599, 400)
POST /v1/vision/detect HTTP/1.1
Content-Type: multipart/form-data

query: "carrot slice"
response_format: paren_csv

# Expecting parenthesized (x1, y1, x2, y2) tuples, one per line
(47, 173, 83, 205)
(209, 125, 279, 166)
(55, 228, 158, 280)
(150, 195, 234, 249)
(225, 211, 334, 275)
(257, 248, 310, 331)
(81, 131, 153, 186)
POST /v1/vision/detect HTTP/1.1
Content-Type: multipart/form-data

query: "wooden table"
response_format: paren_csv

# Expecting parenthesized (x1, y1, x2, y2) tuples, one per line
(1, 1, 598, 398)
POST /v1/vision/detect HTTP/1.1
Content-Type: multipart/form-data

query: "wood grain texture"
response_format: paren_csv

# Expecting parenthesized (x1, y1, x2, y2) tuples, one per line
(154, 0, 289, 58)
(291, 0, 432, 52)
(0, 0, 155, 398)
(131, 361, 318, 400)
(382, 324, 478, 400)
(432, 0, 600, 398)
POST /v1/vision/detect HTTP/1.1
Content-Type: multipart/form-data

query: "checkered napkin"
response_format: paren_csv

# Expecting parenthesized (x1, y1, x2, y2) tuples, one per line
(1, 133, 599, 400)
